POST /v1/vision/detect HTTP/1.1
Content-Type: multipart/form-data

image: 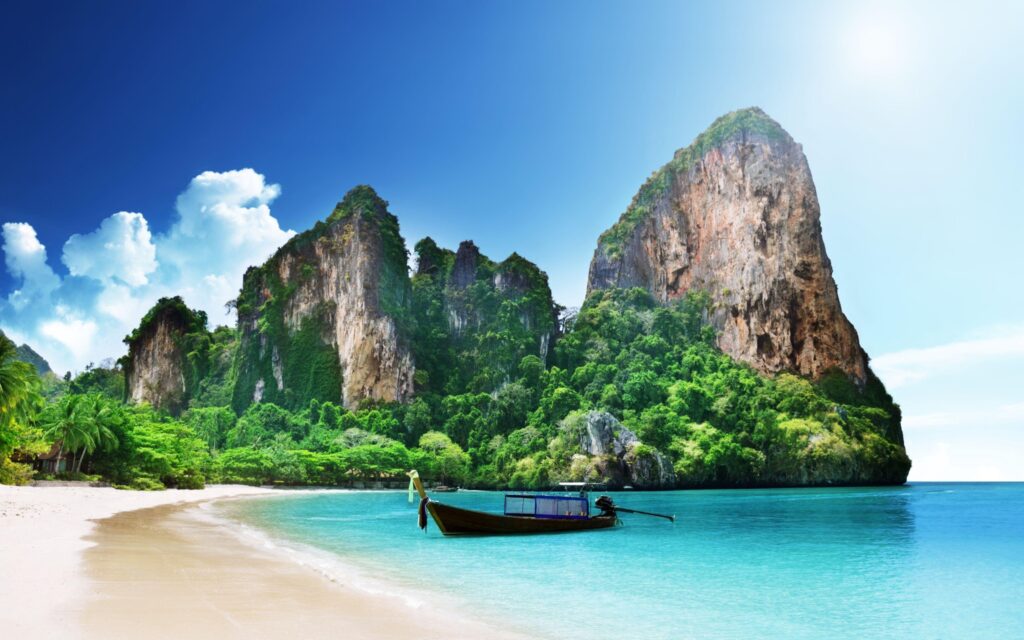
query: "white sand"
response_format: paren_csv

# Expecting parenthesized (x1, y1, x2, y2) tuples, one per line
(0, 485, 527, 640)
(0, 485, 273, 637)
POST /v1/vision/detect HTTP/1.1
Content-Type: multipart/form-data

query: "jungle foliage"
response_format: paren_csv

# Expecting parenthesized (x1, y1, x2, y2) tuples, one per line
(409, 237, 559, 396)
(0, 284, 909, 490)
(0, 182, 908, 490)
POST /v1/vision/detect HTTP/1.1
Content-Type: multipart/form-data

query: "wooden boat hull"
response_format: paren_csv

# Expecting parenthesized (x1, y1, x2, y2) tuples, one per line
(426, 500, 617, 536)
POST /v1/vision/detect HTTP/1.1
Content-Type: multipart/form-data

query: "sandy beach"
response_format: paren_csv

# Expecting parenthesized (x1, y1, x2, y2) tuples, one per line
(0, 486, 522, 640)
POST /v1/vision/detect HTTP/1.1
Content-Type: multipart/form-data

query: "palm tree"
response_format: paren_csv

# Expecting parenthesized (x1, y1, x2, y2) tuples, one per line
(0, 334, 42, 459)
(71, 395, 119, 474)
(41, 394, 120, 475)
(41, 394, 90, 473)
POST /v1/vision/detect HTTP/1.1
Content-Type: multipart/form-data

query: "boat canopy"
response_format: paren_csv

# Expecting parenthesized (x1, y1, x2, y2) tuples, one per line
(556, 481, 607, 490)
(504, 494, 590, 520)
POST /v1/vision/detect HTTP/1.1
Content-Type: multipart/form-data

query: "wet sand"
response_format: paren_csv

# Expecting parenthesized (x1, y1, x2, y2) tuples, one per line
(1, 486, 523, 639)
(80, 500, 523, 640)
(0, 485, 274, 637)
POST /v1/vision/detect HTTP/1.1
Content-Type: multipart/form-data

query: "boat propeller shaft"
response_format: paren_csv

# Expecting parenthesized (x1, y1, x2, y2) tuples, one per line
(596, 496, 676, 523)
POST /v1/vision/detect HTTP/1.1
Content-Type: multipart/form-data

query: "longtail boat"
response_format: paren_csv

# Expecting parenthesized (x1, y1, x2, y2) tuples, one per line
(407, 470, 674, 536)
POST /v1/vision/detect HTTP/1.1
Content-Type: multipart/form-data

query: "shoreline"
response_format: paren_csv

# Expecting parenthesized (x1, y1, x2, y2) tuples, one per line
(202, 494, 444, 611)
(0, 485, 526, 640)
(0, 484, 276, 637)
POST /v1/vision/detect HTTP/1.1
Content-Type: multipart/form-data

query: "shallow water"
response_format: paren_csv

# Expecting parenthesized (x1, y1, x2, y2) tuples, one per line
(216, 483, 1024, 639)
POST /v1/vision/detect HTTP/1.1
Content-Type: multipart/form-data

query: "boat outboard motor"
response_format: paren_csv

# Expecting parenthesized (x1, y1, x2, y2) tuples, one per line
(595, 495, 676, 523)
(596, 495, 616, 515)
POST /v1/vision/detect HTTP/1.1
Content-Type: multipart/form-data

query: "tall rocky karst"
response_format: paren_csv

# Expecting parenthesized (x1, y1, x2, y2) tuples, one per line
(588, 107, 869, 386)
(411, 237, 559, 394)
(123, 297, 210, 415)
(232, 186, 415, 412)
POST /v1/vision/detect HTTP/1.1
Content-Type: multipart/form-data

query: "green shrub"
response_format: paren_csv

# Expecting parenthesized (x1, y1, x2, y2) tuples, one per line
(215, 448, 273, 485)
(0, 459, 35, 485)
(126, 476, 165, 491)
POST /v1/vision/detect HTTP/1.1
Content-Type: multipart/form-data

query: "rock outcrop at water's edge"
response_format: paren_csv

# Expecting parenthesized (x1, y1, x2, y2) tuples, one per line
(231, 186, 415, 412)
(566, 411, 676, 489)
(588, 107, 868, 385)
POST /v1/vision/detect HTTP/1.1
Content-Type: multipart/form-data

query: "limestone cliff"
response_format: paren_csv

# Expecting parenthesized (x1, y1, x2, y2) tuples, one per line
(588, 108, 867, 384)
(411, 237, 559, 393)
(123, 297, 208, 415)
(232, 186, 414, 412)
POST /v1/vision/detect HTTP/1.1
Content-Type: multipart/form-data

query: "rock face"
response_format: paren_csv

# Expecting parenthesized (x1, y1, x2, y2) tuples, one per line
(573, 411, 676, 489)
(232, 186, 415, 412)
(450, 240, 480, 290)
(410, 237, 559, 393)
(588, 108, 867, 384)
(124, 297, 206, 415)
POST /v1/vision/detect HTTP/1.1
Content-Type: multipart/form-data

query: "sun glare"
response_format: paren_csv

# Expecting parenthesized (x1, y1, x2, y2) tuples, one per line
(844, 13, 910, 78)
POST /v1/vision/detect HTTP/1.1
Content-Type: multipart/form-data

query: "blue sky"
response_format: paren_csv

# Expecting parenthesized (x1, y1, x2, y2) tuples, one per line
(1, 1, 1021, 479)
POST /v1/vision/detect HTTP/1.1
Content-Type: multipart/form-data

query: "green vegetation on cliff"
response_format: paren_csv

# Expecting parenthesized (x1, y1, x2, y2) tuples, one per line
(194, 287, 905, 490)
(231, 186, 410, 413)
(232, 230, 337, 414)
(328, 185, 411, 323)
(231, 275, 342, 414)
(123, 296, 216, 406)
(410, 238, 558, 395)
(1, 284, 909, 490)
(124, 296, 207, 345)
(550, 288, 908, 486)
(1, 181, 909, 490)
(598, 107, 789, 258)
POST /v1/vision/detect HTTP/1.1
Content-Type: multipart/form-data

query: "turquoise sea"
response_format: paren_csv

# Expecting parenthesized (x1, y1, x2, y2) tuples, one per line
(215, 483, 1024, 639)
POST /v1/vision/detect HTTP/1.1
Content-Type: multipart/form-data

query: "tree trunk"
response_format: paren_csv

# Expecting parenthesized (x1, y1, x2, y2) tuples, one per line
(74, 448, 87, 475)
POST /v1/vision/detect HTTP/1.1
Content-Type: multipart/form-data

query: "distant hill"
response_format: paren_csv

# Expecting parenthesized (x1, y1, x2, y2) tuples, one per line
(15, 343, 52, 375)
(0, 330, 53, 375)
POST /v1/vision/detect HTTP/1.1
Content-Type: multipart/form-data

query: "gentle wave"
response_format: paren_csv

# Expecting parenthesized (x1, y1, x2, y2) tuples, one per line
(198, 500, 438, 611)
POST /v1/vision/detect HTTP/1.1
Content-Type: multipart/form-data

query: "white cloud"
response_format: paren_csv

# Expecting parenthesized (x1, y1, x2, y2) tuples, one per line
(171, 169, 282, 239)
(0, 168, 294, 375)
(904, 402, 1024, 430)
(159, 168, 294, 317)
(872, 326, 1024, 388)
(908, 436, 1022, 482)
(95, 281, 153, 324)
(907, 441, 951, 481)
(1, 222, 60, 310)
(39, 309, 99, 361)
(62, 211, 157, 286)
(881, 325, 1024, 481)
